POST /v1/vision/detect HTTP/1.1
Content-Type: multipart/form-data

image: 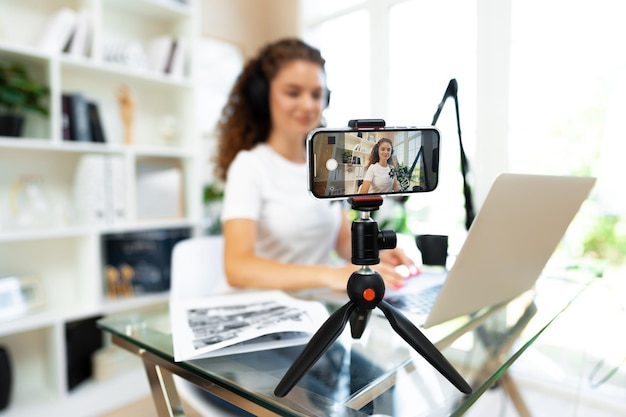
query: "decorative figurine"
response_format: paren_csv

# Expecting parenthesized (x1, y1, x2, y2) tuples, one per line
(116, 84, 135, 145)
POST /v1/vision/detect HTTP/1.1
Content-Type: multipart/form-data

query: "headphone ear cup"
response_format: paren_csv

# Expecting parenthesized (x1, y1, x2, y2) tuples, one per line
(246, 61, 331, 116)
(246, 62, 270, 118)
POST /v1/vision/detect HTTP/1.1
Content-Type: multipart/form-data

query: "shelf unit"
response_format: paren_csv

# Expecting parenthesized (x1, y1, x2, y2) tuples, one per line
(312, 132, 375, 196)
(0, 0, 202, 415)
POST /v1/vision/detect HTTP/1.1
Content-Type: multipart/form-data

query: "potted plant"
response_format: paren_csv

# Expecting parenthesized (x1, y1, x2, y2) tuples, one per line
(203, 182, 224, 235)
(0, 62, 49, 137)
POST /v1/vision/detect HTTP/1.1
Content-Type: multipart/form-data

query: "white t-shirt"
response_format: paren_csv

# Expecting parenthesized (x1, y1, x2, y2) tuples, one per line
(221, 144, 343, 265)
(363, 163, 394, 193)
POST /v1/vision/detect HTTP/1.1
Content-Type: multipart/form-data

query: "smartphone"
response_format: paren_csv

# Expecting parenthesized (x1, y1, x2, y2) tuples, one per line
(307, 126, 440, 199)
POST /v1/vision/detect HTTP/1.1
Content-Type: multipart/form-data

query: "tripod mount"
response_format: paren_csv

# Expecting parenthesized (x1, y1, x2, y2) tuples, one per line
(274, 194, 472, 397)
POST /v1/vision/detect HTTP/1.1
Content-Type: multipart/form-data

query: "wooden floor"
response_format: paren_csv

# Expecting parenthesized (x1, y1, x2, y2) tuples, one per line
(101, 379, 626, 417)
(100, 396, 202, 417)
(101, 391, 625, 417)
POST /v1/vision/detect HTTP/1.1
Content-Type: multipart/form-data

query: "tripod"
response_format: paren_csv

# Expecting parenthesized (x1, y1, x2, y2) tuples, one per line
(274, 196, 472, 397)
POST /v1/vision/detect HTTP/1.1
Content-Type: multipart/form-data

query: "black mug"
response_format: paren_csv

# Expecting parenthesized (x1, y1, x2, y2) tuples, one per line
(0, 346, 11, 410)
(415, 234, 448, 267)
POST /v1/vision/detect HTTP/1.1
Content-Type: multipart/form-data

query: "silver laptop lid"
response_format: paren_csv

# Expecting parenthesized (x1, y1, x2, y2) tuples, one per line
(423, 173, 596, 327)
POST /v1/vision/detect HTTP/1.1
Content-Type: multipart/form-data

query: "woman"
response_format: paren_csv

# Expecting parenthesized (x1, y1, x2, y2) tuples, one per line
(214, 38, 415, 293)
(359, 138, 401, 194)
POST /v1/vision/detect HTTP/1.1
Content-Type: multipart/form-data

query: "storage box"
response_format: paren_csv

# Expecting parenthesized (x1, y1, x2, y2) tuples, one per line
(101, 227, 191, 299)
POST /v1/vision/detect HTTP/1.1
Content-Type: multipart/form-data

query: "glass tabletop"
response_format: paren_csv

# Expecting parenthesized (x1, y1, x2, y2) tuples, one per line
(98, 274, 593, 417)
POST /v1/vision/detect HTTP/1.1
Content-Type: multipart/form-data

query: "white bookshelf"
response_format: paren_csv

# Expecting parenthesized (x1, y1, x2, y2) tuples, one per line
(312, 132, 375, 196)
(0, 0, 202, 415)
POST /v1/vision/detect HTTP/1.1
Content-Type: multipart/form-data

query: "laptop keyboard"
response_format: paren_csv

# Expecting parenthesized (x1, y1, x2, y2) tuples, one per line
(384, 284, 443, 316)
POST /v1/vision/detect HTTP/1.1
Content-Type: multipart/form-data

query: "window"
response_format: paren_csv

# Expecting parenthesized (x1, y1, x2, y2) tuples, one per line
(303, 0, 478, 240)
(304, 9, 371, 126)
(509, 0, 626, 263)
(302, 0, 626, 263)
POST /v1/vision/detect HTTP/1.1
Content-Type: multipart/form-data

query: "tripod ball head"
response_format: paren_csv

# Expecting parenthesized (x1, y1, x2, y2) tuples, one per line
(351, 221, 397, 265)
(347, 269, 385, 310)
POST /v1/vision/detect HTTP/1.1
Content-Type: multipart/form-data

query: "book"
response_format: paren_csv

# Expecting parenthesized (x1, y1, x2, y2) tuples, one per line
(170, 290, 329, 361)
(67, 8, 91, 57)
(73, 154, 125, 225)
(61, 95, 72, 141)
(106, 156, 125, 224)
(35, 8, 77, 53)
(147, 35, 175, 73)
(63, 93, 92, 142)
(87, 101, 106, 143)
(63, 95, 106, 143)
(167, 38, 187, 79)
(164, 38, 177, 74)
(73, 154, 107, 225)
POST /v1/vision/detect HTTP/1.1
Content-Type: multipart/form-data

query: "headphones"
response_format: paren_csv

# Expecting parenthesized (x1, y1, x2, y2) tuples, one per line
(246, 59, 331, 118)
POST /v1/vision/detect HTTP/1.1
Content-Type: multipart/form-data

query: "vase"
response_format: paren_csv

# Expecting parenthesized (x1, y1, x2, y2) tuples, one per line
(0, 114, 24, 137)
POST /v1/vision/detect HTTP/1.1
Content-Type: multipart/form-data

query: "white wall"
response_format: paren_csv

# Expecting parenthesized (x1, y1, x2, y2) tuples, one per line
(200, 0, 300, 58)
(475, 0, 511, 205)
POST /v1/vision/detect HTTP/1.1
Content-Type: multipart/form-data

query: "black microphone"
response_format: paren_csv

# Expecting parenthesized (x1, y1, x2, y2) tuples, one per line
(391, 154, 401, 175)
(430, 78, 476, 230)
(431, 78, 458, 125)
(445, 78, 458, 98)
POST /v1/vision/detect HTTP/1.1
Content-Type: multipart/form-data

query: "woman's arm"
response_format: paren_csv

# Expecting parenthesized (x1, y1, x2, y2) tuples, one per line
(359, 164, 376, 194)
(334, 209, 352, 260)
(223, 218, 356, 291)
(223, 215, 414, 292)
(358, 180, 371, 194)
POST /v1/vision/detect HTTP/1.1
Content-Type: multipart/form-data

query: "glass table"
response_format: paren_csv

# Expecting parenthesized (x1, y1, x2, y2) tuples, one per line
(98, 274, 593, 417)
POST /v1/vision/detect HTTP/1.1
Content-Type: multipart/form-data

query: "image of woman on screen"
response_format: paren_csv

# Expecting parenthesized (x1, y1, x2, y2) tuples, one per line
(359, 138, 401, 194)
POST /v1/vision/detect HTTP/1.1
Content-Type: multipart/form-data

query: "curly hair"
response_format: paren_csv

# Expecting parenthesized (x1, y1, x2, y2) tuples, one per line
(213, 38, 326, 182)
(368, 138, 394, 166)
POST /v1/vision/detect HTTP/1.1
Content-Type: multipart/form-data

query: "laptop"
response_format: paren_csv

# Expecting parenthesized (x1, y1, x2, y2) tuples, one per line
(313, 173, 596, 328)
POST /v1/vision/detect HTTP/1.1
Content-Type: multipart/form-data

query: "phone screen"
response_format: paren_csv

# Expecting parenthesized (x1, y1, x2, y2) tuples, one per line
(307, 126, 440, 199)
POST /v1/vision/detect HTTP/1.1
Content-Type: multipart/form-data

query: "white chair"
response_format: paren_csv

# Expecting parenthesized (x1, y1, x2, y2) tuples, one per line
(170, 235, 247, 416)
(170, 235, 231, 300)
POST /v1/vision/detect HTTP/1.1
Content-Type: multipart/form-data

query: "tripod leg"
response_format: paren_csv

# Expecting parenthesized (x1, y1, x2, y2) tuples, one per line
(350, 307, 371, 338)
(377, 300, 472, 394)
(274, 302, 357, 397)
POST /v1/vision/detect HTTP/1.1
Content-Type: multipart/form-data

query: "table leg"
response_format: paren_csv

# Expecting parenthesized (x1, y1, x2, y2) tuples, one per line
(143, 356, 186, 417)
(500, 372, 532, 417)
(110, 334, 282, 416)
(471, 301, 537, 417)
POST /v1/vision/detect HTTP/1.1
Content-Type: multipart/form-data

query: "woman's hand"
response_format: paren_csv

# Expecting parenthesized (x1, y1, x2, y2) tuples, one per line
(377, 247, 419, 290)
(325, 247, 418, 292)
(380, 246, 416, 270)
(373, 263, 406, 289)
(324, 263, 406, 293)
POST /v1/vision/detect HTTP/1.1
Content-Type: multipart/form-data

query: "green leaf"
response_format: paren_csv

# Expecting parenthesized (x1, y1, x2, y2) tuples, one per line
(0, 62, 49, 117)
